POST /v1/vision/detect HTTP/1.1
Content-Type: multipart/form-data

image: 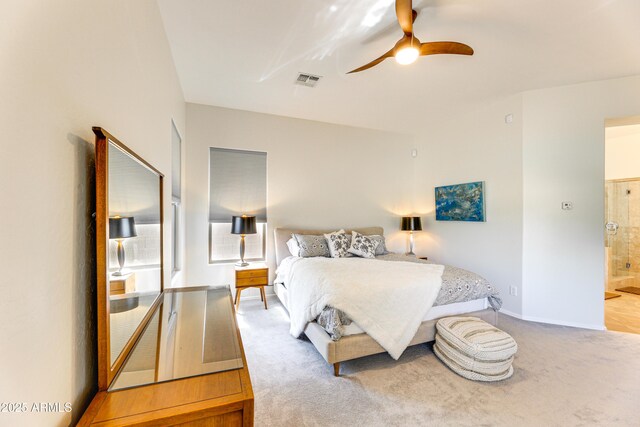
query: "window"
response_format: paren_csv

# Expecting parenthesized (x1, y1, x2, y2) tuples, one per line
(171, 120, 182, 274)
(209, 148, 267, 263)
(209, 222, 266, 262)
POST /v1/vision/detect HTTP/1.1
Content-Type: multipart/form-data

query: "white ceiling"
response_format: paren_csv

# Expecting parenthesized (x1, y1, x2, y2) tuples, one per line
(158, 0, 640, 133)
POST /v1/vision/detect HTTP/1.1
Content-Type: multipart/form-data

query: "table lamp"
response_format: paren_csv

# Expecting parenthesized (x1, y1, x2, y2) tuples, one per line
(109, 216, 137, 276)
(401, 216, 422, 256)
(231, 215, 257, 267)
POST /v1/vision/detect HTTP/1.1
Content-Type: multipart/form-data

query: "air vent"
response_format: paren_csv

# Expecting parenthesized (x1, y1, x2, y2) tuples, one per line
(295, 72, 322, 88)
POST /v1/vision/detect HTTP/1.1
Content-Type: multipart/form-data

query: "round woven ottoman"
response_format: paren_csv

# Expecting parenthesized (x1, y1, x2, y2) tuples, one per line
(434, 316, 517, 382)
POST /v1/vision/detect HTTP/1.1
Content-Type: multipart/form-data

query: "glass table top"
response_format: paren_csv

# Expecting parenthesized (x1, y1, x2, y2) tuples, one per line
(110, 286, 243, 391)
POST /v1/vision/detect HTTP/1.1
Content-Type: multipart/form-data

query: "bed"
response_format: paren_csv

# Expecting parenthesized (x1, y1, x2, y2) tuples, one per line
(273, 227, 501, 376)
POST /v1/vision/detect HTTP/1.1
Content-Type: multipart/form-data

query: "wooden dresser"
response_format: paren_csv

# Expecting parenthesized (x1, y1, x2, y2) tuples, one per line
(85, 130, 252, 426)
(79, 287, 254, 426)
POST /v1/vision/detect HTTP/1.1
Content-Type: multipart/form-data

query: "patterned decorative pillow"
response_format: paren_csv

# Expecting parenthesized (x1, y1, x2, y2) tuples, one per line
(368, 235, 389, 255)
(347, 231, 379, 259)
(324, 230, 351, 258)
(293, 234, 330, 257)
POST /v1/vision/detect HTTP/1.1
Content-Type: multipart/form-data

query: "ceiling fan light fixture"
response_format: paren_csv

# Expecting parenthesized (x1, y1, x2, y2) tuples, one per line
(395, 46, 419, 65)
(346, 0, 474, 74)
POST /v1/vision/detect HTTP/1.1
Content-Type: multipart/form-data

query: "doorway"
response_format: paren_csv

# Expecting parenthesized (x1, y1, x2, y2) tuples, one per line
(604, 118, 640, 334)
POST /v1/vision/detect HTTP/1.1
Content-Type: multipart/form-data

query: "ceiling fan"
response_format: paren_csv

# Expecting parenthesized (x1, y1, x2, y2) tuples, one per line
(347, 0, 473, 74)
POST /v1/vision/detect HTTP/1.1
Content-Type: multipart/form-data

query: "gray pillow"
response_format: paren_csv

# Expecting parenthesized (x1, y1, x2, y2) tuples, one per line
(368, 235, 389, 255)
(293, 234, 330, 257)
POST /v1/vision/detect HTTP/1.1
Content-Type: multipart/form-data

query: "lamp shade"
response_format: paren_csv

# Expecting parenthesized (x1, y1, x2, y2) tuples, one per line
(401, 216, 423, 231)
(231, 215, 257, 235)
(109, 216, 137, 239)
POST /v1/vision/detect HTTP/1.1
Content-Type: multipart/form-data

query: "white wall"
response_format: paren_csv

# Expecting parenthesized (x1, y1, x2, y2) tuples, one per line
(413, 95, 524, 315)
(186, 75, 640, 331)
(410, 75, 640, 328)
(185, 103, 416, 294)
(0, 1, 184, 425)
(522, 75, 640, 329)
(605, 124, 640, 180)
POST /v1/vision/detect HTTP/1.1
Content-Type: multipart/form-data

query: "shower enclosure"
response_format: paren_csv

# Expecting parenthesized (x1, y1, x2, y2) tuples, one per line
(605, 179, 640, 291)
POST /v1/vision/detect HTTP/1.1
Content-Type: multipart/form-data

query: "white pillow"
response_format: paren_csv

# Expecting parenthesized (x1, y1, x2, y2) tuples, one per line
(324, 229, 351, 258)
(286, 237, 300, 257)
(347, 231, 379, 259)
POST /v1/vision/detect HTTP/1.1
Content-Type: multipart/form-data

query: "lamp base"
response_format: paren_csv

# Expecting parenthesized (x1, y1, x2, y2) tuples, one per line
(236, 235, 250, 267)
(405, 251, 415, 256)
(112, 270, 124, 276)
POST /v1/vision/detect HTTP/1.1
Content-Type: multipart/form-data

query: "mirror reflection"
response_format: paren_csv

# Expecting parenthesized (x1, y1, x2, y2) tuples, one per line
(108, 140, 162, 367)
(110, 287, 243, 391)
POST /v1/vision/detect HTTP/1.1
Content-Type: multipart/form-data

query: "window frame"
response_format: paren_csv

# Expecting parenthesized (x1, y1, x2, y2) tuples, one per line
(207, 147, 267, 264)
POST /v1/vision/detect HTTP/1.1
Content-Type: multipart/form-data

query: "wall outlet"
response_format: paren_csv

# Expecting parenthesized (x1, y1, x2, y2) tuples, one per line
(562, 201, 573, 210)
(509, 286, 518, 296)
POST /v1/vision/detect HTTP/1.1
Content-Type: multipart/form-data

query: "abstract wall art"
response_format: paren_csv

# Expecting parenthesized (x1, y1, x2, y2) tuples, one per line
(435, 181, 485, 222)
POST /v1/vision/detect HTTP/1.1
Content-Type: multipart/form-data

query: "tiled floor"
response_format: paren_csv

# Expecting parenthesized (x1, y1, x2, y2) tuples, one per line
(605, 290, 640, 334)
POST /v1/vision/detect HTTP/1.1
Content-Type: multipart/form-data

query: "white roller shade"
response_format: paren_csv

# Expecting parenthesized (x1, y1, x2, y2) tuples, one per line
(209, 148, 267, 223)
(109, 143, 161, 224)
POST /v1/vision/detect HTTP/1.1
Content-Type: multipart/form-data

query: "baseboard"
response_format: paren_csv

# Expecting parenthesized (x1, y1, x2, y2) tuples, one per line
(523, 314, 604, 331)
(499, 309, 523, 319)
(499, 309, 604, 330)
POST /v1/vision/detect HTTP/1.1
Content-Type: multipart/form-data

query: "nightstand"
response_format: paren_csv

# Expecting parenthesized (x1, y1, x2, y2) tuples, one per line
(109, 272, 136, 295)
(235, 263, 269, 310)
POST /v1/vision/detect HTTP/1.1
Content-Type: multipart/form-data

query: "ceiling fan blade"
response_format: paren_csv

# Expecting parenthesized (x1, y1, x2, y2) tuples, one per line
(362, 9, 417, 45)
(420, 41, 474, 56)
(347, 49, 394, 74)
(396, 0, 414, 35)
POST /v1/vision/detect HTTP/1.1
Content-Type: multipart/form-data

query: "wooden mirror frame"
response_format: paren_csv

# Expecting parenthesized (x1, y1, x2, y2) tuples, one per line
(94, 127, 165, 390)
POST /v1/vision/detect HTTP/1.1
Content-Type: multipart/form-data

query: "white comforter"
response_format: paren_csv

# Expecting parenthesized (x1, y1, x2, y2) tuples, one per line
(277, 256, 444, 360)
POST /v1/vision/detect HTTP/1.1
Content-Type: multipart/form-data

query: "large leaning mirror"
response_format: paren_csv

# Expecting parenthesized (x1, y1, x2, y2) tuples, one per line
(94, 127, 164, 389)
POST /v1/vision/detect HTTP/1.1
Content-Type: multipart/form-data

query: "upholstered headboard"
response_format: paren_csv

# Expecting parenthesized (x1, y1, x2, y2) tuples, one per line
(273, 227, 384, 266)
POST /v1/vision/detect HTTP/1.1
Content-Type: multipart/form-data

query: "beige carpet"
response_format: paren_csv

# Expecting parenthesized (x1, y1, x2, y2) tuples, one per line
(236, 298, 640, 427)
